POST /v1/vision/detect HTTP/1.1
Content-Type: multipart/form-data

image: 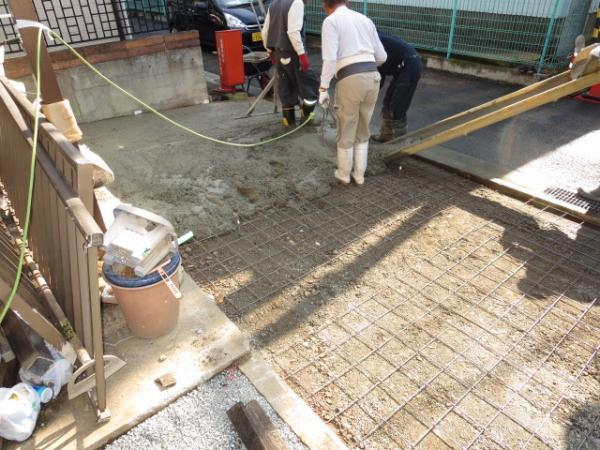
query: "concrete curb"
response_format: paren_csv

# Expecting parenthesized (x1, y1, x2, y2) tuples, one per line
(240, 354, 348, 450)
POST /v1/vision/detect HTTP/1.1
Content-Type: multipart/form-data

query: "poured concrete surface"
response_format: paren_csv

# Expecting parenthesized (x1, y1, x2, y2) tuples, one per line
(407, 70, 599, 194)
(9, 273, 250, 450)
(82, 100, 386, 240)
(203, 47, 599, 194)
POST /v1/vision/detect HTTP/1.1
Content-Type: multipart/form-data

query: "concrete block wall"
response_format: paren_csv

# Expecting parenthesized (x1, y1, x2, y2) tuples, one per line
(4, 31, 209, 123)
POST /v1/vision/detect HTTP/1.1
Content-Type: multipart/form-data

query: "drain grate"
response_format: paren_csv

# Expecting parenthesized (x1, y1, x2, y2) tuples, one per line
(544, 186, 600, 214)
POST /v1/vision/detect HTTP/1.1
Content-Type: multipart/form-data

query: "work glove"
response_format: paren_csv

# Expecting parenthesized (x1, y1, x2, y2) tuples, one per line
(319, 89, 330, 108)
(299, 53, 310, 72)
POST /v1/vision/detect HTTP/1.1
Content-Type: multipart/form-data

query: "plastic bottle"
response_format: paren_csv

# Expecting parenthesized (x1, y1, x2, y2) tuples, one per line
(19, 345, 73, 399)
(4, 309, 73, 400)
(33, 385, 52, 404)
(0, 383, 41, 442)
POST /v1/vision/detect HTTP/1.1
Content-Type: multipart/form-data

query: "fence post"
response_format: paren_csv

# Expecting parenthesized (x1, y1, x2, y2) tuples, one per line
(446, 0, 458, 59)
(111, 0, 127, 41)
(537, 0, 561, 74)
(363, 0, 368, 17)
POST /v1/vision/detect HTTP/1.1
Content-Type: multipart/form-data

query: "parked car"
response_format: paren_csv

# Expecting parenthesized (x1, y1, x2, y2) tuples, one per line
(168, 0, 268, 51)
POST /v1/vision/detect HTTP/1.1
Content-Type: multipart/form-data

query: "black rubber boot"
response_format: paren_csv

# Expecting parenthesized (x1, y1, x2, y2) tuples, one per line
(373, 119, 393, 142)
(282, 107, 296, 128)
(391, 119, 408, 138)
(300, 102, 317, 124)
(373, 119, 407, 143)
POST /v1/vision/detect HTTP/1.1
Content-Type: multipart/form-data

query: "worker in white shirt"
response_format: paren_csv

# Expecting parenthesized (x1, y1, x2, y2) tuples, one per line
(318, 0, 386, 185)
(262, 0, 319, 127)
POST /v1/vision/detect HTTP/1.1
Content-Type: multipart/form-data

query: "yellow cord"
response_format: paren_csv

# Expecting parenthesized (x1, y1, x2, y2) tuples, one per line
(49, 31, 315, 148)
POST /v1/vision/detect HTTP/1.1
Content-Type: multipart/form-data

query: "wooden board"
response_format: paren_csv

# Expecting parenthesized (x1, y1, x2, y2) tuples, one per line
(227, 400, 288, 450)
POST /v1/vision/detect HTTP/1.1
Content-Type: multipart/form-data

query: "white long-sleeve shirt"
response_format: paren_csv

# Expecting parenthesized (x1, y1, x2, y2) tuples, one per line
(320, 6, 387, 89)
(261, 0, 306, 55)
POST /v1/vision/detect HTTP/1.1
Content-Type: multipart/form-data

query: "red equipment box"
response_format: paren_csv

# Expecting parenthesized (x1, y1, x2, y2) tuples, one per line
(215, 30, 245, 93)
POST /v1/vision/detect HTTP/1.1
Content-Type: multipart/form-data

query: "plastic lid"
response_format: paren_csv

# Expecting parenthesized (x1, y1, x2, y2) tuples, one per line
(103, 252, 181, 288)
(33, 385, 52, 403)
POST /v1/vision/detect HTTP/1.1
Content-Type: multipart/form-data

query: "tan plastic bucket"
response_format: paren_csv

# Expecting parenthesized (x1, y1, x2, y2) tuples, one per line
(106, 263, 181, 339)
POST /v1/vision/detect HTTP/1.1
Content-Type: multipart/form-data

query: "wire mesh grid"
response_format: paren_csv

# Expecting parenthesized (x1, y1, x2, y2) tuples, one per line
(184, 159, 600, 449)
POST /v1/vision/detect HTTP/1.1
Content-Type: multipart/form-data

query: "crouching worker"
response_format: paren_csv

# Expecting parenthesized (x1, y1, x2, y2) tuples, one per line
(373, 32, 422, 142)
(262, 0, 319, 127)
(319, 0, 386, 185)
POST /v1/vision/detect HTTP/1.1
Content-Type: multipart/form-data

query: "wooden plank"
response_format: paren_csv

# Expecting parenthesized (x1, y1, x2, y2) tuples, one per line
(227, 400, 288, 450)
(7, 0, 64, 104)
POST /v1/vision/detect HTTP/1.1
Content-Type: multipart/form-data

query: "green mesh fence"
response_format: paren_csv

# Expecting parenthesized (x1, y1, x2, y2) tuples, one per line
(305, 0, 598, 72)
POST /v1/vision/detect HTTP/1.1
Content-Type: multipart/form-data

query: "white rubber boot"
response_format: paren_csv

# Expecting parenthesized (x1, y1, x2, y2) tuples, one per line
(352, 141, 369, 185)
(334, 146, 353, 184)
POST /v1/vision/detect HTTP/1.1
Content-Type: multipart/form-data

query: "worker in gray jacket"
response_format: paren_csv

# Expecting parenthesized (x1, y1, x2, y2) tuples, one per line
(262, 0, 319, 127)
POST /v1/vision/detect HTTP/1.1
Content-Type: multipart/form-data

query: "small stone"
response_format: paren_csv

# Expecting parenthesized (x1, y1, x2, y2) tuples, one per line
(155, 373, 176, 389)
(158, 354, 167, 362)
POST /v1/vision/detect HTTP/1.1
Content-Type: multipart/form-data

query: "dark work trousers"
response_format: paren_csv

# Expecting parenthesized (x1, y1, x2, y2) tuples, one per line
(381, 55, 422, 122)
(273, 49, 319, 108)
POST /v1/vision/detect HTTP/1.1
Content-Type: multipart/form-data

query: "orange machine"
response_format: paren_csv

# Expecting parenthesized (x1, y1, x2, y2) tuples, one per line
(575, 83, 600, 104)
(215, 30, 245, 93)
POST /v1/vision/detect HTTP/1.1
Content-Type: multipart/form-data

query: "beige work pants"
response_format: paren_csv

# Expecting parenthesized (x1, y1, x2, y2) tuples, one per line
(334, 71, 381, 149)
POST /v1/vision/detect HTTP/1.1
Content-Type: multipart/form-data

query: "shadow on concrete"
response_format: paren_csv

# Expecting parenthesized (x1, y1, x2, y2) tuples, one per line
(565, 403, 600, 449)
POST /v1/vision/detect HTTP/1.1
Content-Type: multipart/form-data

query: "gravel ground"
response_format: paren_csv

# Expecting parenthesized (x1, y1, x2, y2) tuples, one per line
(105, 369, 306, 450)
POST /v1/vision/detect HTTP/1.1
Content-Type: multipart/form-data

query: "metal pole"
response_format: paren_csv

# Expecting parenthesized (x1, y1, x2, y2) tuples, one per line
(110, 0, 127, 41)
(363, 0, 368, 17)
(6, 0, 63, 104)
(538, 0, 561, 75)
(446, 0, 458, 59)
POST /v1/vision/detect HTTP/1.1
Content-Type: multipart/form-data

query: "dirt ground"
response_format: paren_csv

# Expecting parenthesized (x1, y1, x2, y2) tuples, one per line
(85, 101, 600, 449)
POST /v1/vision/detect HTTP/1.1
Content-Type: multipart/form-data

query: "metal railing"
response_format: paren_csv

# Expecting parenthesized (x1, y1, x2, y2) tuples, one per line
(0, 77, 113, 416)
(0, 0, 171, 54)
(3, 0, 594, 71)
(306, 0, 599, 72)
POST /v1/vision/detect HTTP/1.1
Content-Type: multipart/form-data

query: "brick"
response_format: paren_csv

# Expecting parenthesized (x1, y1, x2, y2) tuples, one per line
(165, 39, 200, 51)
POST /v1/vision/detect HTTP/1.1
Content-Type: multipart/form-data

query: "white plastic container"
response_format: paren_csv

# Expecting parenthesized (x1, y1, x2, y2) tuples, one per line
(103, 204, 178, 277)
(19, 346, 73, 400)
(0, 383, 41, 442)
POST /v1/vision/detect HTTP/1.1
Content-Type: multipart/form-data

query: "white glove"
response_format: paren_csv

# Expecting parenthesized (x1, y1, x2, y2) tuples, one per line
(319, 89, 330, 107)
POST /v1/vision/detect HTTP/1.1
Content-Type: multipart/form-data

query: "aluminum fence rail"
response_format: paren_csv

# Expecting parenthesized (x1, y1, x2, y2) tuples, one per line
(0, 77, 116, 417)
(0, 0, 170, 54)
(306, 0, 598, 72)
